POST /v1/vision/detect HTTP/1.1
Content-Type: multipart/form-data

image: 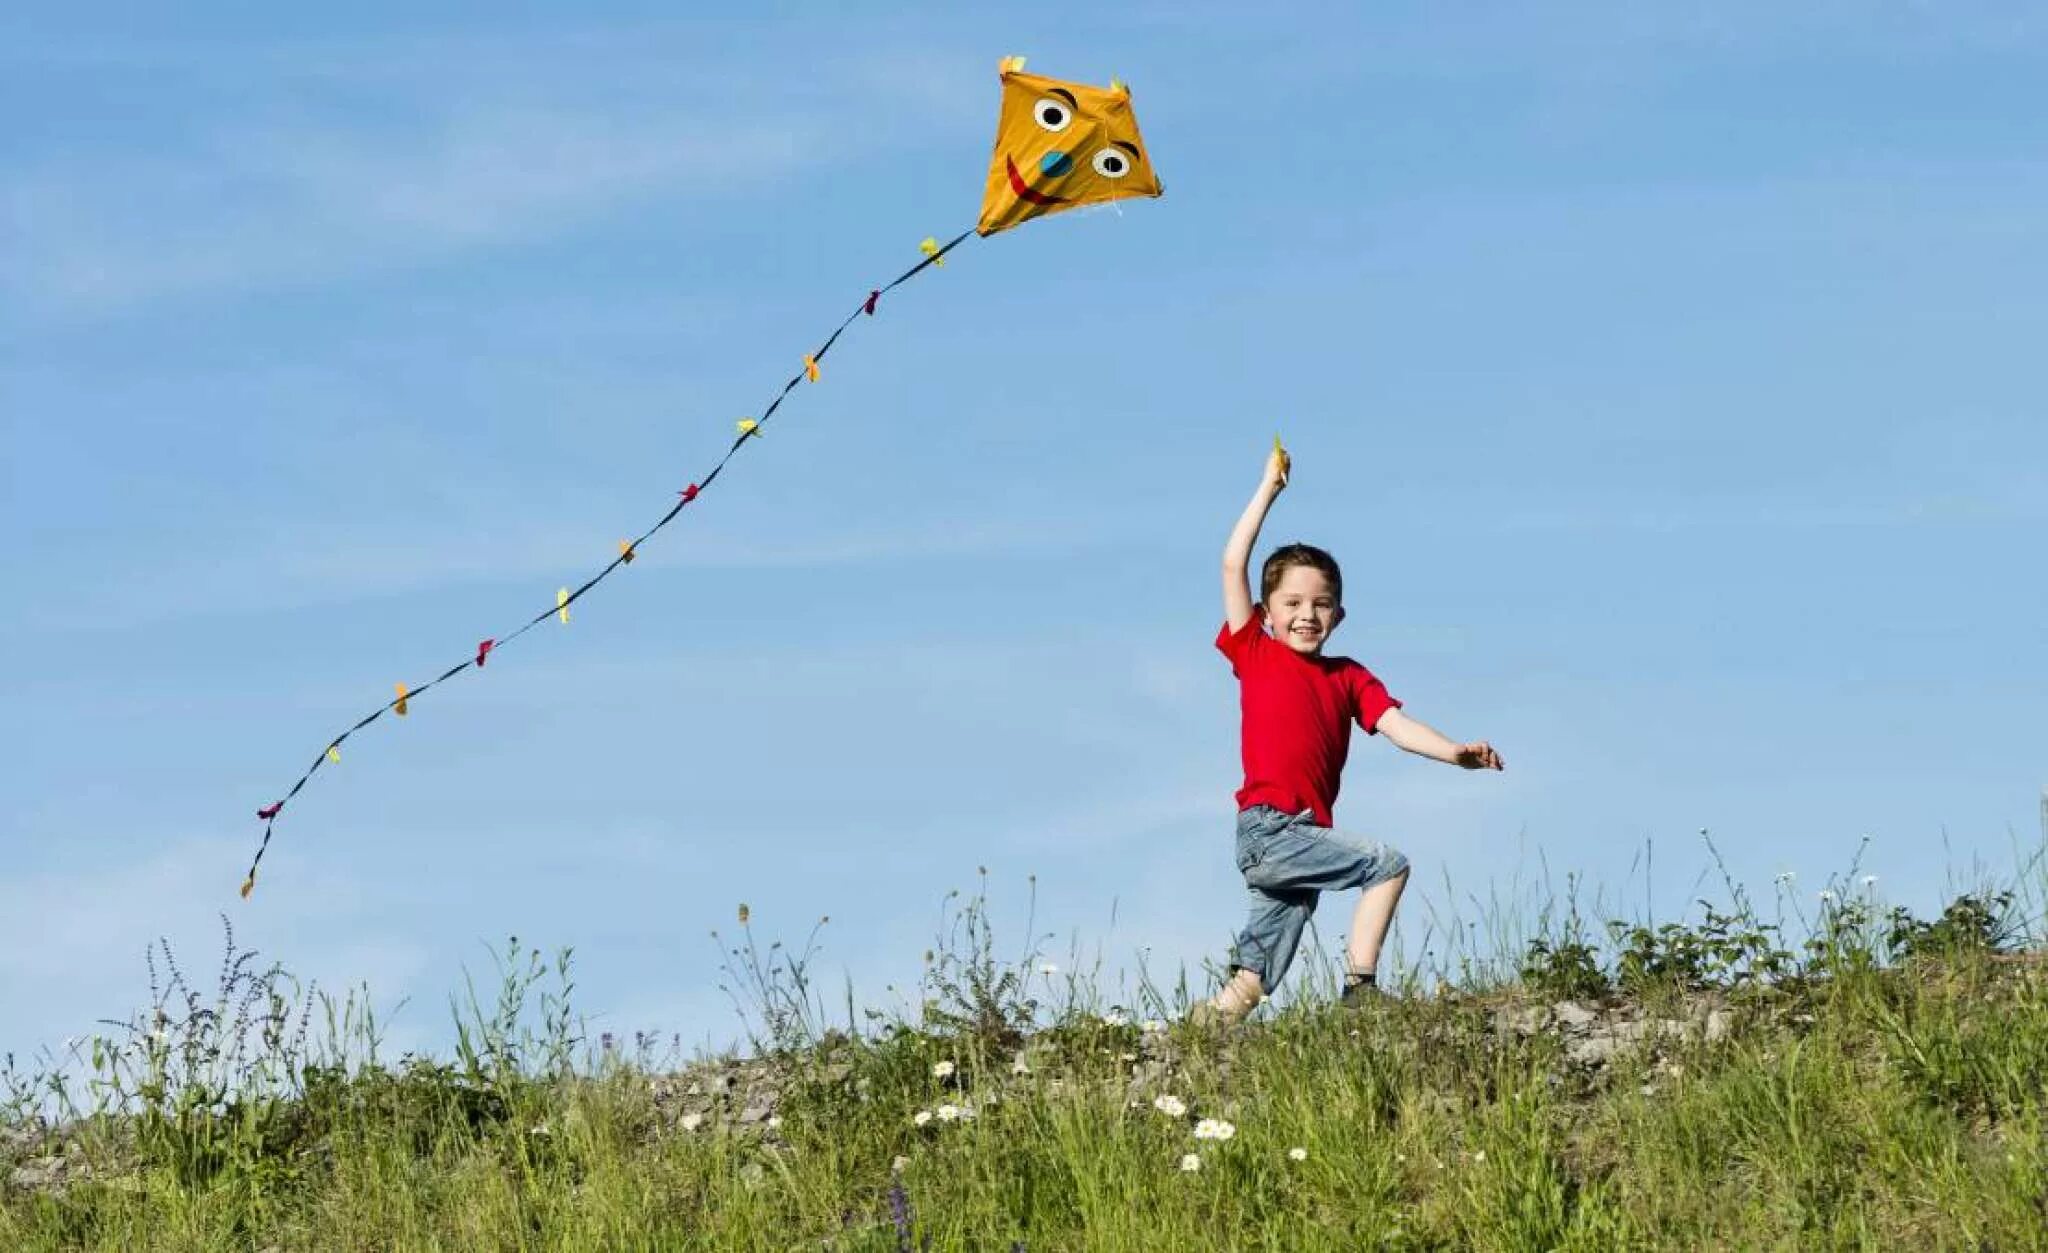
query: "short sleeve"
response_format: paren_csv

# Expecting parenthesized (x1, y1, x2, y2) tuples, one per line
(1350, 666, 1401, 734)
(1215, 608, 1272, 676)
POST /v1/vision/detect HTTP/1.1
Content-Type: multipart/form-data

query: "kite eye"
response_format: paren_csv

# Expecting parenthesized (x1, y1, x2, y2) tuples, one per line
(1091, 148, 1135, 179)
(1033, 97, 1074, 132)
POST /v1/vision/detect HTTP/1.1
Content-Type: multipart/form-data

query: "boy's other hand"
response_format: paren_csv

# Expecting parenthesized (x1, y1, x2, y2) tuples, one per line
(1454, 741, 1504, 771)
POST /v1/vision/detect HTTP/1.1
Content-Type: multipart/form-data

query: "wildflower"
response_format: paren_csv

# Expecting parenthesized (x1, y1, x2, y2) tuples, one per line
(1288, 1147, 1309, 1162)
(737, 903, 750, 924)
(530, 1122, 552, 1137)
(1472, 1150, 1487, 1163)
(1100, 1010, 1129, 1028)
(1119, 1052, 1138, 1063)
(1861, 875, 1879, 887)
(1819, 890, 1836, 903)
(1140, 1019, 1166, 1034)
(1153, 1094, 1188, 1118)
(1193, 1118, 1237, 1142)
(1179, 1153, 1202, 1173)
(936, 1104, 961, 1122)
(913, 1110, 933, 1127)
(680, 1113, 705, 1132)
(932, 1060, 956, 1079)
(1775, 871, 1796, 885)
(766, 1115, 783, 1130)
(1039, 962, 1059, 976)
(1395, 1153, 1406, 1163)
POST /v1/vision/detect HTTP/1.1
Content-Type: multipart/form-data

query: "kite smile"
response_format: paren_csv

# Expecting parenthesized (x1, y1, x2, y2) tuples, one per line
(1005, 156, 1070, 206)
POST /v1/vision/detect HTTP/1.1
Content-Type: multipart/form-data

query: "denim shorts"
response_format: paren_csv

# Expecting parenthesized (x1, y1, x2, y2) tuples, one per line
(1229, 805, 1408, 988)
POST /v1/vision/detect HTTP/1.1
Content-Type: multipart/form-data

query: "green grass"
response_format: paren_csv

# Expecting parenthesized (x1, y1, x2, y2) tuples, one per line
(4, 858, 2046, 1250)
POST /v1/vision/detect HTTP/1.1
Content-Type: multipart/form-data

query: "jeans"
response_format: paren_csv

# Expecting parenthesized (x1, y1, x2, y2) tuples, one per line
(1229, 804, 1409, 990)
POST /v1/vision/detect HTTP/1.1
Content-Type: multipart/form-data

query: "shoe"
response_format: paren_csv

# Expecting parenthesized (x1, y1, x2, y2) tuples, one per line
(1339, 978, 1383, 1010)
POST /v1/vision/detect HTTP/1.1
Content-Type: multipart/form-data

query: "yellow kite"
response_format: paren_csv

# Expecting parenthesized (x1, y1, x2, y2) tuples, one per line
(979, 59, 1162, 236)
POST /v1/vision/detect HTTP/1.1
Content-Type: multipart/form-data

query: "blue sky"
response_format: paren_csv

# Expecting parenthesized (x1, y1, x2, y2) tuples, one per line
(5, 3, 2045, 1062)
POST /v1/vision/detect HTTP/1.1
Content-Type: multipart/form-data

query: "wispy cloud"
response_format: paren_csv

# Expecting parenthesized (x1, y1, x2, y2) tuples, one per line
(6, 105, 817, 316)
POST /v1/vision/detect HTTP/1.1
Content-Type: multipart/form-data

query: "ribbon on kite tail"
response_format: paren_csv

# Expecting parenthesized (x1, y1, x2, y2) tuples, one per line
(242, 58, 1165, 896)
(239, 229, 976, 898)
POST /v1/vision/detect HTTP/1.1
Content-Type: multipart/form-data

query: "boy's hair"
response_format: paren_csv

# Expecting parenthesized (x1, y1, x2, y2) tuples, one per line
(1261, 543, 1343, 605)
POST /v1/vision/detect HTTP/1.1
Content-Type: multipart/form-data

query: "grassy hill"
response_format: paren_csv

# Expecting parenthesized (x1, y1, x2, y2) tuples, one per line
(4, 873, 2045, 1250)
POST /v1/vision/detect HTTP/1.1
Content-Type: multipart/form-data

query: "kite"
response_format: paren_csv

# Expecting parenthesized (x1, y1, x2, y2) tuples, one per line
(239, 58, 1161, 897)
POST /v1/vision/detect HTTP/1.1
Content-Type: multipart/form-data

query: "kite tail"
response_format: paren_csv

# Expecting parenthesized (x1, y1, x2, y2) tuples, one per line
(239, 226, 977, 898)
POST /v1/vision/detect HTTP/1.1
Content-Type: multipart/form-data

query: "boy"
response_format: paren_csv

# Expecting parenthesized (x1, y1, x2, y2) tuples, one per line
(1195, 443, 1504, 1027)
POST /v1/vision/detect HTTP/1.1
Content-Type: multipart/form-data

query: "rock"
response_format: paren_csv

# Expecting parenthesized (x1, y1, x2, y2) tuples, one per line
(9, 1155, 68, 1191)
(1704, 1008, 1731, 1042)
(1498, 1005, 1549, 1037)
(1566, 1033, 1619, 1068)
(738, 1101, 775, 1125)
(738, 1161, 766, 1190)
(1552, 1001, 1599, 1031)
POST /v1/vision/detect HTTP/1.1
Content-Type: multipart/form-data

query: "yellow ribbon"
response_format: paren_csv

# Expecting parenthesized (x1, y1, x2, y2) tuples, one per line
(327, 744, 342, 764)
(394, 682, 409, 716)
(804, 354, 820, 383)
(920, 237, 945, 268)
(736, 418, 760, 438)
(557, 587, 571, 624)
(239, 875, 256, 900)
(619, 540, 636, 564)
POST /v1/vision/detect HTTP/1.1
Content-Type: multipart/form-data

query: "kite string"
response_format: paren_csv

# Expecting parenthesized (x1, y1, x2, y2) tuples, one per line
(240, 226, 978, 898)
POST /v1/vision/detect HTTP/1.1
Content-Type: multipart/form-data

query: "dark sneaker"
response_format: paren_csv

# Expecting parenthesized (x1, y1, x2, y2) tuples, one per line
(1339, 979, 1384, 1010)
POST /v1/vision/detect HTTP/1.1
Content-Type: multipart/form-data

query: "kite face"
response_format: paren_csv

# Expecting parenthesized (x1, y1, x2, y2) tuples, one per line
(978, 62, 1161, 237)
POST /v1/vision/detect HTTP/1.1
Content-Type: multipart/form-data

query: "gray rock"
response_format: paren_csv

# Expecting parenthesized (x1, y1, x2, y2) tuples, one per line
(1552, 1001, 1599, 1031)
(1704, 1008, 1731, 1042)
(737, 1100, 775, 1125)
(1566, 1033, 1619, 1068)
(9, 1154, 68, 1191)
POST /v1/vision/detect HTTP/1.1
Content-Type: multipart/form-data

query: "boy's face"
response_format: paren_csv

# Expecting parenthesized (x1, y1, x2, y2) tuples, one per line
(1265, 566, 1344, 655)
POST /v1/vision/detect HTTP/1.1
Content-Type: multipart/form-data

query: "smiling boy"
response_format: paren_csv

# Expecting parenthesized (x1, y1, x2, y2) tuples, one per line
(1195, 444, 1504, 1027)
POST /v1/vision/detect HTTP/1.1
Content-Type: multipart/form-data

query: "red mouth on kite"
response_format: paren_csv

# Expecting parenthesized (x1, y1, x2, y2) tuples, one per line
(1006, 156, 1070, 207)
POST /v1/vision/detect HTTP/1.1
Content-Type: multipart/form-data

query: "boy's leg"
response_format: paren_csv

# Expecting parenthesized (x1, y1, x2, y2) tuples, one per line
(1200, 884, 1315, 1025)
(1245, 817, 1409, 991)
(1345, 864, 1411, 981)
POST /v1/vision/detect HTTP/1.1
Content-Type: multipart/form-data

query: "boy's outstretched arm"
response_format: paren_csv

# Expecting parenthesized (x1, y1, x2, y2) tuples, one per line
(1222, 446, 1289, 631)
(1376, 709, 1505, 771)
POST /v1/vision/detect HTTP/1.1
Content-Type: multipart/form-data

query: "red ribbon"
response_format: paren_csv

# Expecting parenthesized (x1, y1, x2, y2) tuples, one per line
(680, 483, 701, 504)
(476, 638, 495, 667)
(864, 290, 880, 315)
(257, 802, 282, 820)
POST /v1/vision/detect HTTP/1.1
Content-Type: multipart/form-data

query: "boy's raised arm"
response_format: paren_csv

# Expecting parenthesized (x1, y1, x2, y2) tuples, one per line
(1222, 446, 1289, 632)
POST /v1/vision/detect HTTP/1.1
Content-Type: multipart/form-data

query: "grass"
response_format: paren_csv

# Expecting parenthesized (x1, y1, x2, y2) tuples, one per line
(3, 851, 2046, 1250)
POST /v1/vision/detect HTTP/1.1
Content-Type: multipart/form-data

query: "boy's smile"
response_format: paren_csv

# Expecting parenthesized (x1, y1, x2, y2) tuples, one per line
(1265, 566, 1344, 656)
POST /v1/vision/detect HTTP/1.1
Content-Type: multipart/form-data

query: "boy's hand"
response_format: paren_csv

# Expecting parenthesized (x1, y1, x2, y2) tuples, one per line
(1262, 440, 1290, 494)
(1454, 741, 1505, 771)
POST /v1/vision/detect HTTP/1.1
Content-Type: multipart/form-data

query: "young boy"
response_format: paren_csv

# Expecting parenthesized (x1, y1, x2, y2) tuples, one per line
(1196, 443, 1504, 1027)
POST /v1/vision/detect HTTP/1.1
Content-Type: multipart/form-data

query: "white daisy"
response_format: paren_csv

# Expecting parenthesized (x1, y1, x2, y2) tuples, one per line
(913, 1110, 932, 1127)
(1153, 1094, 1188, 1118)
(1193, 1118, 1236, 1142)
(931, 1060, 956, 1079)
(1288, 1147, 1308, 1162)
(936, 1104, 961, 1122)
(680, 1113, 704, 1133)
(1179, 1153, 1202, 1173)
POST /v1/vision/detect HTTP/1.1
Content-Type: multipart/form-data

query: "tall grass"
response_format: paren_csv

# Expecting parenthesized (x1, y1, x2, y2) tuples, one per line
(3, 843, 2045, 1250)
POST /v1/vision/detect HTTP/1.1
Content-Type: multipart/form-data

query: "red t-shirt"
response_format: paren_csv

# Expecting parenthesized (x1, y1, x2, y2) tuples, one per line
(1216, 608, 1400, 827)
